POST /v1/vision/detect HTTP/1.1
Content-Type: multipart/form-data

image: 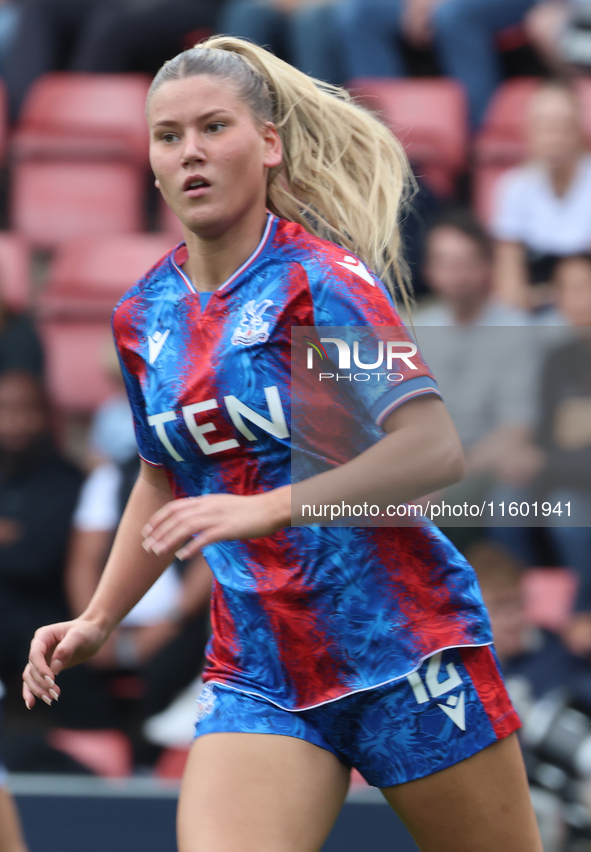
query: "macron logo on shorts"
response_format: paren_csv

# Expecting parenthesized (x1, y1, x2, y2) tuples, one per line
(437, 691, 466, 731)
(336, 256, 375, 286)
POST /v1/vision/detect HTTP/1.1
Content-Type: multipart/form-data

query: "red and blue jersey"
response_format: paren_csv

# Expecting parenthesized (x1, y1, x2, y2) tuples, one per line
(112, 213, 493, 711)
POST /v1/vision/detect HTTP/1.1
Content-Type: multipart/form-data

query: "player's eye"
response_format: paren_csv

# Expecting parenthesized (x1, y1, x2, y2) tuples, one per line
(207, 122, 225, 133)
(161, 132, 179, 143)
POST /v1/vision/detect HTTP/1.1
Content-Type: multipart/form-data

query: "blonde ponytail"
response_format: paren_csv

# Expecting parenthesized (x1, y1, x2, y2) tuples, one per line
(149, 35, 415, 308)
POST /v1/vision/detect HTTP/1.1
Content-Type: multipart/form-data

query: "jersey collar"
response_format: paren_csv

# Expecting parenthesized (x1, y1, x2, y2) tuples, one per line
(171, 212, 277, 296)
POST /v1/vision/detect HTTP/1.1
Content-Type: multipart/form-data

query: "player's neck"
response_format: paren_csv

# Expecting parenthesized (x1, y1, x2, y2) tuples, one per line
(181, 207, 270, 293)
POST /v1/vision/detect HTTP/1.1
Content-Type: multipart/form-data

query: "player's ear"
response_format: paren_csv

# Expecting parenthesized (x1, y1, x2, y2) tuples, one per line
(154, 179, 161, 189)
(262, 122, 282, 170)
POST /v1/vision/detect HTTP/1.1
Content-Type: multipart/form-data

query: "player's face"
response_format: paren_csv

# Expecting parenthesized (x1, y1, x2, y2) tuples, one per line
(148, 74, 282, 238)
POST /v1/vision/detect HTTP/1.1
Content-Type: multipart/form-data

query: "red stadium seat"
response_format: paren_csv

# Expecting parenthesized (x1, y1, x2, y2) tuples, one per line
(522, 567, 578, 633)
(11, 161, 146, 248)
(47, 729, 133, 778)
(13, 73, 151, 164)
(0, 232, 31, 312)
(154, 747, 190, 780)
(40, 320, 118, 413)
(40, 233, 176, 320)
(347, 78, 469, 197)
(475, 77, 540, 169)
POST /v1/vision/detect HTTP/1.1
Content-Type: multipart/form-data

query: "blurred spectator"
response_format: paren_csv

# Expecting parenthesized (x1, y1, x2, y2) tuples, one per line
(5, 0, 223, 121)
(469, 541, 591, 700)
(526, 0, 591, 74)
(472, 540, 591, 850)
(0, 688, 28, 852)
(87, 340, 136, 467)
(66, 454, 212, 720)
(0, 291, 43, 379)
(68, 1, 224, 76)
(0, 370, 83, 691)
(491, 81, 591, 314)
(334, 0, 538, 128)
(524, 255, 591, 656)
(413, 210, 540, 498)
(221, 0, 343, 84)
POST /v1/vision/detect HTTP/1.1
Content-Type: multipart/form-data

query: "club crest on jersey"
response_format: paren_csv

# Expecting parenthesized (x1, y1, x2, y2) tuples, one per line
(231, 299, 274, 346)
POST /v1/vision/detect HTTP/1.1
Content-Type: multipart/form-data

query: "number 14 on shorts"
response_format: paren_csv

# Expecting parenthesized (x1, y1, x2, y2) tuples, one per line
(407, 651, 466, 730)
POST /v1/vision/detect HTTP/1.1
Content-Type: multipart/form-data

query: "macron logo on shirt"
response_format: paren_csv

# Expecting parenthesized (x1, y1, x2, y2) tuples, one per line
(148, 329, 170, 365)
(336, 255, 375, 287)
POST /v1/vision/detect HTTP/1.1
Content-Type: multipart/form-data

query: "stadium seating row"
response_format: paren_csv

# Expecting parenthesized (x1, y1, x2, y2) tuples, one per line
(3, 72, 591, 248)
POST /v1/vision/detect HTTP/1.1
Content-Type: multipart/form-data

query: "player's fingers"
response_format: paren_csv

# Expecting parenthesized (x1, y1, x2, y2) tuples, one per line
(142, 497, 200, 538)
(144, 508, 210, 555)
(143, 506, 196, 549)
(22, 680, 36, 710)
(28, 659, 58, 696)
(28, 634, 59, 682)
(22, 663, 56, 706)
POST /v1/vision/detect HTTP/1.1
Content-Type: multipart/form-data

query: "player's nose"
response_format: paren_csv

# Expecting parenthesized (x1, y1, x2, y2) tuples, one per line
(181, 129, 206, 166)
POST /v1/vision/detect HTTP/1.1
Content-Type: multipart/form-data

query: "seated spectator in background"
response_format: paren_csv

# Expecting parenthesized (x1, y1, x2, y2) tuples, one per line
(492, 81, 591, 315)
(65, 0, 224, 77)
(87, 340, 136, 467)
(0, 290, 43, 378)
(67, 453, 212, 720)
(334, 0, 538, 128)
(471, 540, 591, 851)
(0, 371, 83, 695)
(5, 0, 224, 121)
(525, 0, 591, 75)
(0, 687, 28, 852)
(469, 541, 591, 705)
(221, 0, 343, 85)
(517, 254, 591, 656)
(413, 211, 540, 501)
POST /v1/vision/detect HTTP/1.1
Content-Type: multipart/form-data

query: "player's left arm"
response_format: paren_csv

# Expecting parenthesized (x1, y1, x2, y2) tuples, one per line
(142, 393, 464, 558)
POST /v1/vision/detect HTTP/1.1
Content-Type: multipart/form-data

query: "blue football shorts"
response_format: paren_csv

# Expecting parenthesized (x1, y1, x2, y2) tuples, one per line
(193, 645, 521, 788)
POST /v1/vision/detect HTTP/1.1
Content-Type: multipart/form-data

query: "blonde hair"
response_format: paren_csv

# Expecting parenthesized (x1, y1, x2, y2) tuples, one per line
(148, 36, 415, 307)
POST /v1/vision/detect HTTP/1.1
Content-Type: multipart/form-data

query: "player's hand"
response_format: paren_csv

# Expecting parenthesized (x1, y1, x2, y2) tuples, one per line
(22, 618, 108, 709)
(141, 487, 291, 560)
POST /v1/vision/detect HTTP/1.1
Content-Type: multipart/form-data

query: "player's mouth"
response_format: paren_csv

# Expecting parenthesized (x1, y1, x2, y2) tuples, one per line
(183, 175, 212, 198)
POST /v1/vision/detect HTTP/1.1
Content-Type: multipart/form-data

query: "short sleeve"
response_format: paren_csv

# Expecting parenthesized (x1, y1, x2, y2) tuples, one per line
(305, 255, 442, 428)
(490, 169, 529, 243)
(116, 349, 163, 466)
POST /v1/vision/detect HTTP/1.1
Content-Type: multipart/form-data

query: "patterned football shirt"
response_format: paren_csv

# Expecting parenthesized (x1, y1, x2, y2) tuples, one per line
(113, 213, 493, 711)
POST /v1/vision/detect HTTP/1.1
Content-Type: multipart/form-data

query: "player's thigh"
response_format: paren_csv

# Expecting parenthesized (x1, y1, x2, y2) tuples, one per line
(381, 733, 542, 852)
(177, 732, 351, 852)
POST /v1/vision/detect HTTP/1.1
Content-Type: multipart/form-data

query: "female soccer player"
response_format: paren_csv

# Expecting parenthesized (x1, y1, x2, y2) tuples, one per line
(23, 36, 542, 852)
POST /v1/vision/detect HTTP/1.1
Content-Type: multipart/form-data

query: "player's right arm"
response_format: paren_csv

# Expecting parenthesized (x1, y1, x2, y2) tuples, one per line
(22, 461, 174, 709)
